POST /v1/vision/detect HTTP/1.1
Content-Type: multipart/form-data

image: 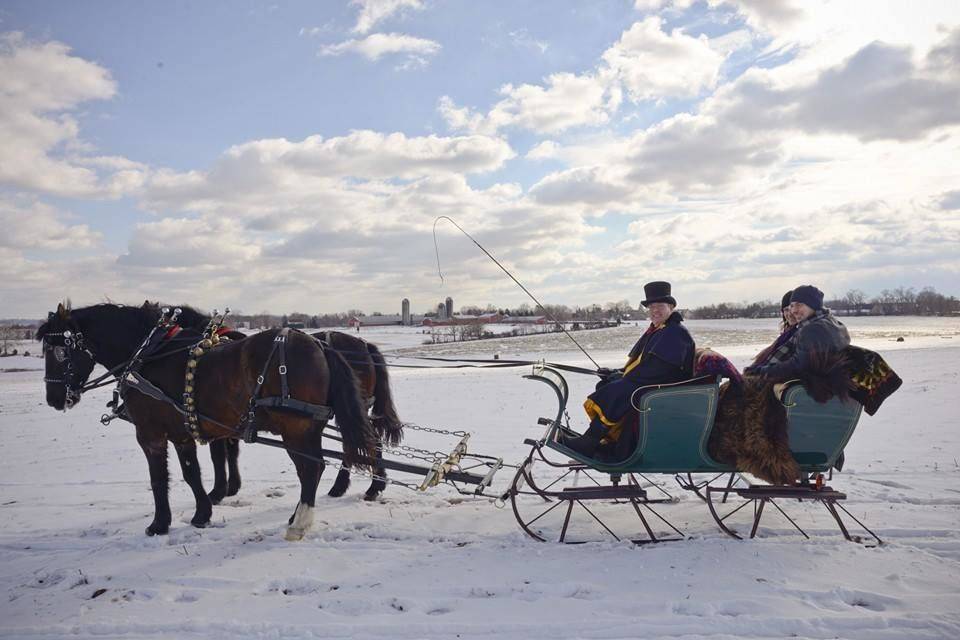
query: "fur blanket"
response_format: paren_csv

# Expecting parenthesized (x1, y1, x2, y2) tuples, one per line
(707, 349, 856, 484)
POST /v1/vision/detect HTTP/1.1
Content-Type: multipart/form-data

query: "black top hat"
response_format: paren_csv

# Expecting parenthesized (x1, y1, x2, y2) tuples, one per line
(641, 281, 677, 307)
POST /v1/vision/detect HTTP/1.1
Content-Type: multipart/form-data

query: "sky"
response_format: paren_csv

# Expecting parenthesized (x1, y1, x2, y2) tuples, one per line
(1, 0, 959, 317)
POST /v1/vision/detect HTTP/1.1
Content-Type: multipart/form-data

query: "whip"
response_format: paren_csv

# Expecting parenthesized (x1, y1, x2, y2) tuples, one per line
(432, 215, 601, 369)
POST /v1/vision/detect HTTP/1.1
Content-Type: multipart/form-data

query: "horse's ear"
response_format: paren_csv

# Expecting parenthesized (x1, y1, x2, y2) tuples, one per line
(56, 302, 67, 318)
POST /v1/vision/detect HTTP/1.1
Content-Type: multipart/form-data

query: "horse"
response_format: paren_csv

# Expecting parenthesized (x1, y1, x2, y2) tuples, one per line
(311, 330, 403, 500)
(38, 302, 378, 540)
(146, 303, 404, 502)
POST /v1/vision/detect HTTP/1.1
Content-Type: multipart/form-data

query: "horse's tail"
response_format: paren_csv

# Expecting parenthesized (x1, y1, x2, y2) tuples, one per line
(366, 342, 403, 445)
(324, 347, 378, 469)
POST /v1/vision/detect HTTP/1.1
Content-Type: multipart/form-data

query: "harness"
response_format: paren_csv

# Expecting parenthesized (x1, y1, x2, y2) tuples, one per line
(238, 328, 333, 443)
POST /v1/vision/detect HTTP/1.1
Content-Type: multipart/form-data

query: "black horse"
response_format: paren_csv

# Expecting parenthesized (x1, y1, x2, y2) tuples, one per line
(154, 306, 404, 503)
(38, 302, 377, 540)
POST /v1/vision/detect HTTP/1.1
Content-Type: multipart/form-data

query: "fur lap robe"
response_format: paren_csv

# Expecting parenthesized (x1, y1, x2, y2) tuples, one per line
(707, 350, 853, 485)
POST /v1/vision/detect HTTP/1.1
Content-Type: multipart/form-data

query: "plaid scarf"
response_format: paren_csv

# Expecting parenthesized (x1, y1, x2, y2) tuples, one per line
(751, 323, 799, 367)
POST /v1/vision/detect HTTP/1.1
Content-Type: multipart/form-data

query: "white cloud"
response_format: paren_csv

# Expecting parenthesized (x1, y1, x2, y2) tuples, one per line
(441, 17, 736, 134)
(350, 0, 424, 35)
(602, 17, 726, 102)
(530, 166, 634, 206)
(141, 130, 515, 223)
(525, 140, 560, 160)
(319, 32, 440, 65)
(119, 217, 261, 268)
(441, 71, 621, 135)
(0, 196, 101, 250)
(0, 32, 144, 198)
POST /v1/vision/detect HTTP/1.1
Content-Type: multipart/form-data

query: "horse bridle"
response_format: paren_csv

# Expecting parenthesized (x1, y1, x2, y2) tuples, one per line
(42, 327, 96, 408)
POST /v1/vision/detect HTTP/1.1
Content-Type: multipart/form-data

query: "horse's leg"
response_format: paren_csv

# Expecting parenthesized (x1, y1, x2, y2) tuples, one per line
(174, 441, 213, 528)
(364, 443, 386, 501)
(327, 465, 351, 497)
(137, 429, 171, 536)
(208, 439, 228, 504)
(284, 421, 325, 541)
(225, 438, 242, 497)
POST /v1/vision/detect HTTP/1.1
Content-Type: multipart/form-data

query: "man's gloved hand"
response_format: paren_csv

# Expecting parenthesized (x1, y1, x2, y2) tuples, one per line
(596, 367, 614, 377)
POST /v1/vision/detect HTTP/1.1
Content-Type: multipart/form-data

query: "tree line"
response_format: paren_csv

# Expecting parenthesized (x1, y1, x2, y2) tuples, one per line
(687, 286, 960, 319)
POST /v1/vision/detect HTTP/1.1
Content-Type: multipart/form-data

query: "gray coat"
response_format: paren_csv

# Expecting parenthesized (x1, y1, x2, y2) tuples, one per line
(750, 310, 850, 382)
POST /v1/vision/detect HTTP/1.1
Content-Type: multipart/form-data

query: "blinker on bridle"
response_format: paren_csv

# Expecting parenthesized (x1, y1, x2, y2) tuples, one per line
(42, 327, 94, 406)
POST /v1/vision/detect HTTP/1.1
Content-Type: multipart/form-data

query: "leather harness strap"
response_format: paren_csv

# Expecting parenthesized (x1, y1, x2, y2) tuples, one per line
(241, 328, 333, 443)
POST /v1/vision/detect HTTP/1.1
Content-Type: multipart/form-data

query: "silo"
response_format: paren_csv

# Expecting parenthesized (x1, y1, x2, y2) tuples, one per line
(445, 296, 454, 319)
(401, 298, 411, 326)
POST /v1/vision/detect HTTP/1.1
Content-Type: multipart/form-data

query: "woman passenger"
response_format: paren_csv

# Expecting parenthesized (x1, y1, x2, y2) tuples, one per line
(744, 285, 849, 382)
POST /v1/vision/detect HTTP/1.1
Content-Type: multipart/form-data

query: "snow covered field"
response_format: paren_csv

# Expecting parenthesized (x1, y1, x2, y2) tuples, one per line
(1, 318, 959, 639)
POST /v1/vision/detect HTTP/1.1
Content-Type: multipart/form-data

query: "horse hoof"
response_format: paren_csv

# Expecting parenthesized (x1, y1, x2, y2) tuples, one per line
(327, 486, 348, 498)
(191, 518, 209, 528)
(208, 490, 225, 505)
(363, 492, 381, 501)
(145, 523, 169, 536)
(284, 527, 305, 541)
(226, 482, 241, 497)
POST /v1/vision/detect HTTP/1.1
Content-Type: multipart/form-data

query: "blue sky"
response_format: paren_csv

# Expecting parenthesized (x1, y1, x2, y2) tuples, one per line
(2, 1, 959, 316)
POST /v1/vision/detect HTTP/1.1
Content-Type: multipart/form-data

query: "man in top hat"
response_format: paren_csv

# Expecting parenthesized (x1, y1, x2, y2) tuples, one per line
(744, 284, 849, 381)
(564, 281, 696, 458)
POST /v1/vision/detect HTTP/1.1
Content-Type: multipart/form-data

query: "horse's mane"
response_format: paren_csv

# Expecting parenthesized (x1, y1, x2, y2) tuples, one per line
(36, 302, 212, 343)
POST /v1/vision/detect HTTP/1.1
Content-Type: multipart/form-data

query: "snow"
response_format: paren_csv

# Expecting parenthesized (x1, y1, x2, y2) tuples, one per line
(2, 318, 959, 639)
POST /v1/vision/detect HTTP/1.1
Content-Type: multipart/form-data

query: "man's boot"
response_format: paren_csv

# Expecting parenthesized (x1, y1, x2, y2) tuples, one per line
(561, 419, 606, 457)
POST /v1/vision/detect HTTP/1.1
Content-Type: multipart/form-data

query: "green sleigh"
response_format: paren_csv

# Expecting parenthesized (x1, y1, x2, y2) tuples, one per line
(507, 365, 879, 545)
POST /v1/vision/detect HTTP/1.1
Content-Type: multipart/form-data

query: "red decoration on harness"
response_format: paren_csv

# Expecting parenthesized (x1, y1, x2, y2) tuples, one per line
(163, 325, 182, 340)
(216, 326, 232, 336)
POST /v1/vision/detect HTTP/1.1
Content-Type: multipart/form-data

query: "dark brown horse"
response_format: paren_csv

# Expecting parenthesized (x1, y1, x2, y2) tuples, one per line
(313, 331, 403, 499)
(38, 302, 377, 540)
(206, 330, 404, 502)
(146, 304, 404, 503)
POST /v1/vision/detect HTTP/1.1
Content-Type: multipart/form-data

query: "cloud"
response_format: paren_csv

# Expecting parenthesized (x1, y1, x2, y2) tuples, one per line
(529, 26, 960, 206)
(142, 130, 515, 217)
(319, 32, 440, 66)
(440, 69, 622, 135)
(530, 166, 634, 206)
(0, 196, 101, 250)
(724, 0, 804, 33)
(602, 17, 726, 102)
(350, 0, 424, 35)
(441, 17, 736, 134)
(937, 190, 960, 210)
(0, 32, 144, 198)
(118, 217, 260, 268)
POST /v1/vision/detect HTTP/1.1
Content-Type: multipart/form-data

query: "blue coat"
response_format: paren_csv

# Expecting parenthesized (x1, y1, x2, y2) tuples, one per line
(584, 311, 695, 429)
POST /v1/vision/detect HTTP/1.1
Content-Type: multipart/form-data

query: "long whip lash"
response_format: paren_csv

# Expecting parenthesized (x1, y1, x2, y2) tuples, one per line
(432, 216, 601, 369)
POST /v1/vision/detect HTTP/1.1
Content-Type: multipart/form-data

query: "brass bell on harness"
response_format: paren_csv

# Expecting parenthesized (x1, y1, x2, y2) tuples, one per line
(211, 335, 220, 345)
(201, 339, 212, 349)
(186, 372, 194, 381)
(187, 359, 197, 369)
(192, 347, 204, 357)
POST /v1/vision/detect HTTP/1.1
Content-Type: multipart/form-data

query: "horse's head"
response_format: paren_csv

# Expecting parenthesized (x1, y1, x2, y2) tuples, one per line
(36, 302, 97, 411)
